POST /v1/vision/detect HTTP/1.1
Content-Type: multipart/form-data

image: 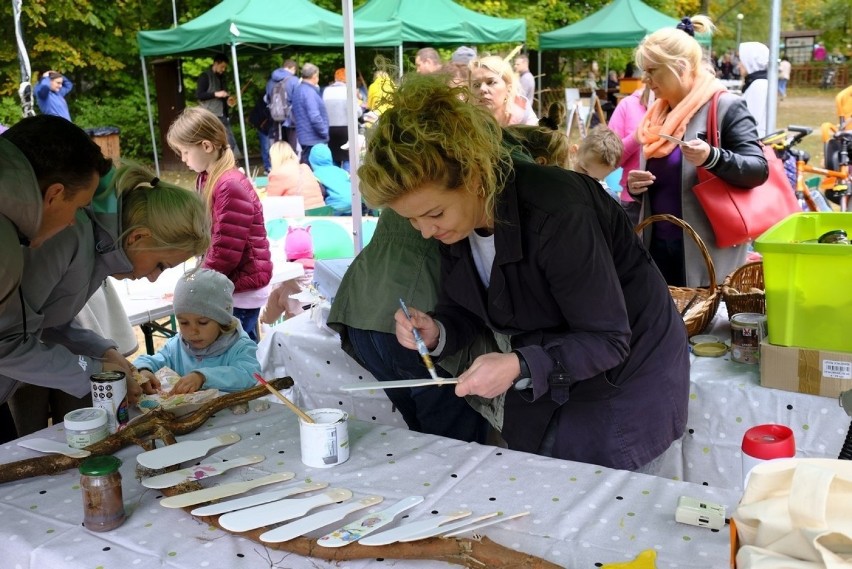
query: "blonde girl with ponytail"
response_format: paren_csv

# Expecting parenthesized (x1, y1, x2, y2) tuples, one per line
(167, 107, 272, 342)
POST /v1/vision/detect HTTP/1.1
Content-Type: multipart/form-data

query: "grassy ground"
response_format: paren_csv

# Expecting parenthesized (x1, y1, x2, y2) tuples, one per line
(775, 86, 840, 169)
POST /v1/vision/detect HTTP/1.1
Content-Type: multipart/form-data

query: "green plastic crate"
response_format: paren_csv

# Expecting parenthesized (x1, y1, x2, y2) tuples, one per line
(754, 212, 852, 351)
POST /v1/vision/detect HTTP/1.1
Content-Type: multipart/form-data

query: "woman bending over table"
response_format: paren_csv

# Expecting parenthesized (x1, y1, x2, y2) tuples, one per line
(0, 163, 210, 428)
(358, 72, 689, 472)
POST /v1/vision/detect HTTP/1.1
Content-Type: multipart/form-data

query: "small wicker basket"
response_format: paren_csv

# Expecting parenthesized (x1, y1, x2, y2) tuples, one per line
(635, 214, 721, 337)
(721, 261, 765, 316)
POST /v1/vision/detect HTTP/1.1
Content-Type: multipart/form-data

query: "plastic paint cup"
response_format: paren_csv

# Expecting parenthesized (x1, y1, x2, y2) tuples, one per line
(299, 408, 349, 468)
(741, 424, 795, 488)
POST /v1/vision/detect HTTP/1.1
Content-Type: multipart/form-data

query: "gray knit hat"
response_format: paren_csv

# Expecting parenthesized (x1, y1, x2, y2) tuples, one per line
(173, 268, 234, 325)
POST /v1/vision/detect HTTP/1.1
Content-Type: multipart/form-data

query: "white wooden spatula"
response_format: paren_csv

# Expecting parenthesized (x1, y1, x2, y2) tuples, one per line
(137, 433, 241, 469)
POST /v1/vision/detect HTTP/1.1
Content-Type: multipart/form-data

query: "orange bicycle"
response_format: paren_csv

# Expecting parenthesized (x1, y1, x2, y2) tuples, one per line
(764, 125, 851, 212)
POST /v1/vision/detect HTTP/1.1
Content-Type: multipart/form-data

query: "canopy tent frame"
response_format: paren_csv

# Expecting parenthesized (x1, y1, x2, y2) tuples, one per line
(535, 0, 711, 123)
(137, 0, 402, 176)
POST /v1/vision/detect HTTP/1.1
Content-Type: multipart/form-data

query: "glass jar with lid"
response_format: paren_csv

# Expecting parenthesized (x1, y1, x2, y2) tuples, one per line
(79, 455, 126, 532)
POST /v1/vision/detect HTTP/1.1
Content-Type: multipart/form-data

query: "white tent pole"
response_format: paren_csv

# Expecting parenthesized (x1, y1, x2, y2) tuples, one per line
(140, 55, 160, 176)
(230, 43, 251, 174)
(766, 0, 781, 134)
(343, 0, 362, 254)
(537, 51, 542, 117)
(397, 44, 403, 80)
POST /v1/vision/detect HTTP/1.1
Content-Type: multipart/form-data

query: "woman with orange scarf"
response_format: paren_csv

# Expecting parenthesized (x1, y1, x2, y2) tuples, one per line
(626, 16, 767, 287)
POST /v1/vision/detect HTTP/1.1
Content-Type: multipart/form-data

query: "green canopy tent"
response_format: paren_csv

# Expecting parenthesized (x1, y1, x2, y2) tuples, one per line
(137, 0, 400, 56)
(355, 0, 526, 82)
(136, 0, 401, 173)
(537, 0, 709, 109)
(354, 0, 526, 46)
(539, 0, 680, 51)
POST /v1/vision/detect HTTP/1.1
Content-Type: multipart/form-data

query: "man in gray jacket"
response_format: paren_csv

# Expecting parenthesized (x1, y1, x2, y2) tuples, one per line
(0, 115, 112, 441)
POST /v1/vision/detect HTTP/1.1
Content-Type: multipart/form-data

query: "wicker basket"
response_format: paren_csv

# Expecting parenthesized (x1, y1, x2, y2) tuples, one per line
(721, 261, 765, 316)
(635, 214, 721, 337)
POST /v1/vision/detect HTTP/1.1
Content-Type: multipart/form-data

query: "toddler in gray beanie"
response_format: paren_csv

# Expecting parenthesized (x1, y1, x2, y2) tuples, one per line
(173, 268, 235, 326)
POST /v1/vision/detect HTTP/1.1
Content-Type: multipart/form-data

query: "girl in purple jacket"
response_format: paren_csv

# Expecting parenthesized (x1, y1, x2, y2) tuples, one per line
(167, 107, 272, 341)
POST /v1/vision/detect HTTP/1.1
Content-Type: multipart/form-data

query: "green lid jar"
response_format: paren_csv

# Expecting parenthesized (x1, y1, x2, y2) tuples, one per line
(79, 455, 126, 532)
(79, 455, 122, 476)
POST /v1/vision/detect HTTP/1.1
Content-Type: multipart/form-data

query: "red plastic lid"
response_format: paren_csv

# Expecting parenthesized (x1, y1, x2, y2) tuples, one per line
(741, 424, 795, 460)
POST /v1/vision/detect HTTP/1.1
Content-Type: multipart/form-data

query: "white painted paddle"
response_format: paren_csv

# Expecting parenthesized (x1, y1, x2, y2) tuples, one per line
(317, 495, 425, 548)
(141, 454, 265, 489)
(399, 511, 500, 542)
(340, 378, 459, 392)
(137, 433, 240, 469)
(190, 481, 329, 516)
(442, 511, 530, 537)
(219, 488, 353, 532)
(358, 509, 472, 546)
(17, 438, 91, 459)
(159, 471, 295, 509)
(259, 496, 384, 543)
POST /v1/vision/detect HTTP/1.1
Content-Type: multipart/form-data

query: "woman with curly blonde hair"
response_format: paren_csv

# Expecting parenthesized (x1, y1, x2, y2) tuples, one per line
(469, 55, 538, 126)
(358, 72, 689, 472)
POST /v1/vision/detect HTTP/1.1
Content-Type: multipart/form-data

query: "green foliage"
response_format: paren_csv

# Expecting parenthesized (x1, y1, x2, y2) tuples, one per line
(0, 96, 24, 127)
(72, 90, 157, 163)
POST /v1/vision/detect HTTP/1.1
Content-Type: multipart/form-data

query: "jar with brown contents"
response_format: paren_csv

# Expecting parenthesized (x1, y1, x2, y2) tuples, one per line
(79, 455, 126, 532)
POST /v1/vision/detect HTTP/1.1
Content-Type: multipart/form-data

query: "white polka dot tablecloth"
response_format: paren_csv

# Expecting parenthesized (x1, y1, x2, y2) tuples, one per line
(680, 305, 849, 491)
(2, 405, 740, 568)
(257, 311, 407, 429)
(260, 307, 851, 492)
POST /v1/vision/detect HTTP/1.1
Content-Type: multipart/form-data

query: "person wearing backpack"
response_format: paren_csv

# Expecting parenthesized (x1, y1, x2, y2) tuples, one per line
(265, 58, 299, 150)
(292, 63, 329, 166)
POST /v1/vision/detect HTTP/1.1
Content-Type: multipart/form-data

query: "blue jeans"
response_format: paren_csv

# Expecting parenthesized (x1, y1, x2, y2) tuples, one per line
(258, 130, 271, 172)
(347, 327, 488, 443)
(233, 307, 260, 343)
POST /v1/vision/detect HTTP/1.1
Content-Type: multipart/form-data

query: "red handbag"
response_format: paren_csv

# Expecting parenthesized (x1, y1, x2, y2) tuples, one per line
(692, 91, 800, 248)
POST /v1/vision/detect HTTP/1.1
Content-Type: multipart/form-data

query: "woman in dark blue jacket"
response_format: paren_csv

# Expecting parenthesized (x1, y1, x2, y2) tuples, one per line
(358, 73, 689, 472)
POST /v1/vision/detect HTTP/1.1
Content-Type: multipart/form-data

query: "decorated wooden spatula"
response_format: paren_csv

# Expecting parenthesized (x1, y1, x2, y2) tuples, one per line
(358, 509, 472, 546)
(259, 496, 384, 543)
(137, 433, 241, 469)
(141, 454, 265, 489)
(317, 495, 425, 547)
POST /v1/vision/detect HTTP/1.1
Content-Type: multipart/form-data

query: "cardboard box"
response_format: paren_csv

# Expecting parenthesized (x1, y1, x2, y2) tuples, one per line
(313, 258, 352, 303)
(760, 339, 852, 398)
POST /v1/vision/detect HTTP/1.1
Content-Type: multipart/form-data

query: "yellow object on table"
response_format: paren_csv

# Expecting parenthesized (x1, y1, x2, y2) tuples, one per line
(602, 549, 657, 568)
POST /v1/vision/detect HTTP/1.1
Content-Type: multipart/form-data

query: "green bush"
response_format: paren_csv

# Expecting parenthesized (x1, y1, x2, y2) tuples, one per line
(0, 96, 27, 127)
(73, 91, 158, 164)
